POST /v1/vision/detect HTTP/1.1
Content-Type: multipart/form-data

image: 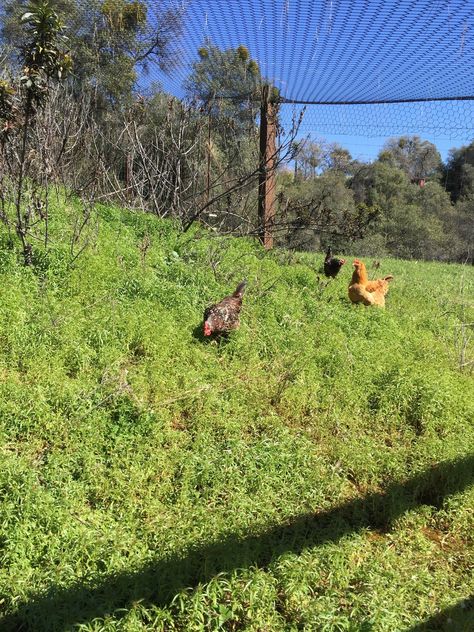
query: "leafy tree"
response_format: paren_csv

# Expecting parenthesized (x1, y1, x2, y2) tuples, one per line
(1, 0, 183, 105)
(361, 161, 412, 210)
(451, 194, 474, 262)
(443, 141, 474, 202)
(183, 43, 273, 234)
(383, 202, 448, 260)
(323, 143, 353, 174)
(185, 42, 262, 131)
(279, 171, 379, 250)
(294, 140, 354, 178)
(347, 160, 444, 259)
(294, 140, 325, 178)
(410, 180, 452, 219)
(379, 135, 441, 183)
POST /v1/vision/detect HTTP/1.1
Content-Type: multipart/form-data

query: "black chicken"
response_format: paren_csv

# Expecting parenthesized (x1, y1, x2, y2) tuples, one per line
(323, 247, 346, 278)
(203, 280, 247, 336)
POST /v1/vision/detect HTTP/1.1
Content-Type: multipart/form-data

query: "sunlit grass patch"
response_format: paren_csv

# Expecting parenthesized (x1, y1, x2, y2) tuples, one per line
(0, 202, 473, 631)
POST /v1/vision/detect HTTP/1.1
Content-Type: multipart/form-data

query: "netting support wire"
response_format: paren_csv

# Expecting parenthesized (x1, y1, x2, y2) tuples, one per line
(279, 95, 474, 105)
(212, 94, 474, 105)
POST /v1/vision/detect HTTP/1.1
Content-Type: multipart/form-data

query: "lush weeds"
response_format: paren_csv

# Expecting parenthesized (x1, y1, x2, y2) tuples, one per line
(0, 200, 473, 631)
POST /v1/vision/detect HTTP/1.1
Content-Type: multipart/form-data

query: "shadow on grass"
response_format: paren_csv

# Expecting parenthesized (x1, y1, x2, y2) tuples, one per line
(3, 454, 474, 631)
(191, 322, 207, 342)
(406, 595, 474, 631)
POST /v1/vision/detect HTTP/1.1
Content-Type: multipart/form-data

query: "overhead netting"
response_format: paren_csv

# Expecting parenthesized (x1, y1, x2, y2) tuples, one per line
(141, 0, 474, 146)
(155, 0, 474, 103)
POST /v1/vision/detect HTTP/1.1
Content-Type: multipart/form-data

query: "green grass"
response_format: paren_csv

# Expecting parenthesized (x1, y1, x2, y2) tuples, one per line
(0, 200, 473, 631)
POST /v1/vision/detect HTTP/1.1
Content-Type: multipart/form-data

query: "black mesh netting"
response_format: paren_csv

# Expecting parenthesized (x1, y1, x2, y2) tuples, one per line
(136, 0, 474, 144)
(151, 0, 474, 104)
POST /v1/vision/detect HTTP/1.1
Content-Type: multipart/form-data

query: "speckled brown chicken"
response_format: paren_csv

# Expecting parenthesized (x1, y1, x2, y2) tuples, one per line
(203, 280, 247, 336)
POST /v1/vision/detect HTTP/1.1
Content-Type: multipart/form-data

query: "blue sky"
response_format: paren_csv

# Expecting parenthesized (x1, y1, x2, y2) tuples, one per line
(143, 0, 474, 162)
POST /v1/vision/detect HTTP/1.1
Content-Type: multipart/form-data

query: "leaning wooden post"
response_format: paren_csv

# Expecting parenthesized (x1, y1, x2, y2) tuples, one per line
(258, 84, 278, 249)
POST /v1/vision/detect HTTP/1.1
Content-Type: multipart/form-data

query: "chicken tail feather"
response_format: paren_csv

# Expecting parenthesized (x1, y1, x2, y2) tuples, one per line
(233, 279, 247, 298)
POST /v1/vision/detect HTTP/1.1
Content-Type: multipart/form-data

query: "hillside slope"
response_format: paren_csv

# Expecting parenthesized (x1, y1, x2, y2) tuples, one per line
(1, 203, 473, 631)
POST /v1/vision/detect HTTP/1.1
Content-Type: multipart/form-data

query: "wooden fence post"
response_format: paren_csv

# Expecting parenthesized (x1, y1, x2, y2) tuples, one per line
(258, 84, 278, 249)
(206, 111, 211, 203)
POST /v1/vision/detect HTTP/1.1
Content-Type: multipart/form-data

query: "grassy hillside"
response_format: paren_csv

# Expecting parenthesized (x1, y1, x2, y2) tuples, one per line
(0, 201, 473, 631)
